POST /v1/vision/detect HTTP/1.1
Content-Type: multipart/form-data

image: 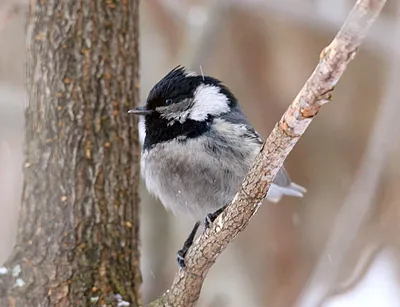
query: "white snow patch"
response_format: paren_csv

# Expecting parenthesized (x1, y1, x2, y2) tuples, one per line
(15, 278, 25, 287)
(12, 265, 21, 277)
(115, 294, 130, 306)
(90, 297, 99, 303)
(0, 267, 8, 275)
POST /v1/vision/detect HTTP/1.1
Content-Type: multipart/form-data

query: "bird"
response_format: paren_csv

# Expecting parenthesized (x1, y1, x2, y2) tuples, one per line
(128, 65, 306, 267)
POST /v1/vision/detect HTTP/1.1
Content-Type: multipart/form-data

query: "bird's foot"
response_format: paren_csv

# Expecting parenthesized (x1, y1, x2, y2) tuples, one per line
(176, 205, 228, 268)
(176, 221, 200, 268)
(204, 205, 227, 231)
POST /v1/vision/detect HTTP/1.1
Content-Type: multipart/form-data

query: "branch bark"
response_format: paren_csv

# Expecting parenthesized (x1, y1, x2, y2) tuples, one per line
(148, 0, 387, 306)
(296, 3, 400, 305)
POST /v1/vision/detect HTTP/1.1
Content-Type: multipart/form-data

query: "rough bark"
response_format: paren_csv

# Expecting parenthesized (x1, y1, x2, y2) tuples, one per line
(0, 1, 142, 306)
(148, 0, 387, 306)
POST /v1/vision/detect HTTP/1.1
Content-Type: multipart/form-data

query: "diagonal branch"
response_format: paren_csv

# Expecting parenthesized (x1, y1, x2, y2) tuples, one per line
(296, 3, 400, 306)
(148, 0, 387, 306)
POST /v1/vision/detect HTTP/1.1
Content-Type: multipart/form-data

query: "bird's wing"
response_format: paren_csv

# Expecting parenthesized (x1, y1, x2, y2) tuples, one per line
(221, 104, 306, 199)
(220, 104, 263, 145)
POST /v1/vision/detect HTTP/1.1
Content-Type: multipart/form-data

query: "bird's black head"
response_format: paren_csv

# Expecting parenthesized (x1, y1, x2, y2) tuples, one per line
(129, 65, 237, 149)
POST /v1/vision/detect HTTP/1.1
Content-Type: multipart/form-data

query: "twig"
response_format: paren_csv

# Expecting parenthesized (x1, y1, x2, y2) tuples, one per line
(148, 0, 387, 306)
(296, 3, 400, 306)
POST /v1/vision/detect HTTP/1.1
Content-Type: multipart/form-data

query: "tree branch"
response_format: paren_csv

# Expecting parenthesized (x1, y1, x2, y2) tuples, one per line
(148, 0, 387, 306)
(296, 3, 400, 305)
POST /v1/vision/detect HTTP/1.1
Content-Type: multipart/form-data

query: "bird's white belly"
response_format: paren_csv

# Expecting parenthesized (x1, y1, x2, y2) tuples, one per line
(141, 139, 254, 219)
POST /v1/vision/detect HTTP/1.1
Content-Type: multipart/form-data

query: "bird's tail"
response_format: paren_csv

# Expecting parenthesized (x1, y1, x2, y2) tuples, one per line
(266, 182, 307, 203)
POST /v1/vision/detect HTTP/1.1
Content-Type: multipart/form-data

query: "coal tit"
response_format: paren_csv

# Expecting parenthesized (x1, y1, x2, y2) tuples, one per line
(129, 66, 306, 267)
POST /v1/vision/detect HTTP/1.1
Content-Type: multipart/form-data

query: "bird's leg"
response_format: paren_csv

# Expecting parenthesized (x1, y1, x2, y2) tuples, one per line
(204, 205, 228, 230)
(176, 221, 200, 268)
(176, 205, 228, 267)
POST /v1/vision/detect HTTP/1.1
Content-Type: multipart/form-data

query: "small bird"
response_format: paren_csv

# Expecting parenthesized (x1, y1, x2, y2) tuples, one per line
(129, 66, 306, 267)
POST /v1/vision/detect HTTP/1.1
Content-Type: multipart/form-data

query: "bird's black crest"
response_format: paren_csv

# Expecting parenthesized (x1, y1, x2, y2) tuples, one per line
(146, 65, 237, 110)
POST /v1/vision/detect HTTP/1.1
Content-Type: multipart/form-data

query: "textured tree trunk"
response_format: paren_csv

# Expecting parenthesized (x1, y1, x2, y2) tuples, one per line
(0, 1, 141, 306)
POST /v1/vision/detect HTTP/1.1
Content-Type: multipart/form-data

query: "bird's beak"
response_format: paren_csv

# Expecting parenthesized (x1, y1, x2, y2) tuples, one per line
(127, 106, 153, 115)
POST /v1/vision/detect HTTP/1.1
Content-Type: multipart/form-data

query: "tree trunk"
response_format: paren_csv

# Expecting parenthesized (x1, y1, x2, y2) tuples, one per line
(0, 1, 142, 306)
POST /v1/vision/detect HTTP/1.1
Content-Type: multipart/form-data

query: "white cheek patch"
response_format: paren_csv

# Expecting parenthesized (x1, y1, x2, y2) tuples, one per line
(189, 84, 230, 121)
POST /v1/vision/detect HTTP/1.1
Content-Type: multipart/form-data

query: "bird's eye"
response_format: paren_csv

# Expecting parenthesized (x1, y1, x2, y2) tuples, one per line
(165, 99, 173, 105)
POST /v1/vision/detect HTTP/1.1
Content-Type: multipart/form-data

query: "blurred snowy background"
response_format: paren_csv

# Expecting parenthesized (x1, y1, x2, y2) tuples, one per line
(0, 0, 400, 306)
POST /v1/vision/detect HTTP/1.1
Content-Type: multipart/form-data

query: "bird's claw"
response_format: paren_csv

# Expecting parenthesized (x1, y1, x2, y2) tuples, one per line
(176, 221, 200, 268)
(203, 205, 227, 232)
(176, 249, 186, 268)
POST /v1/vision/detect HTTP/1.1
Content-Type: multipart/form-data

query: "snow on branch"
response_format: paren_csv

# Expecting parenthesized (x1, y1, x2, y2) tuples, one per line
(148, 0, 387, 306)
